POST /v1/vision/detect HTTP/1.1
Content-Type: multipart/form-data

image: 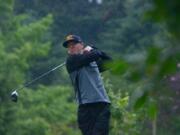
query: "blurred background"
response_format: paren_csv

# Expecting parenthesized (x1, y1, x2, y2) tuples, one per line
(0, 0, 179, 135)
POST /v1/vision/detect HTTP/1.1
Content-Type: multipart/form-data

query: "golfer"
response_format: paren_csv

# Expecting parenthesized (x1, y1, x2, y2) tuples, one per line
(63, 35, 111, 135)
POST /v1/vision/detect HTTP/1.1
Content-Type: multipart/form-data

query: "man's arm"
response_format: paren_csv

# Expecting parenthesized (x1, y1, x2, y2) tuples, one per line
(95, 50, 112, 72)
(66, 48, 103, 73)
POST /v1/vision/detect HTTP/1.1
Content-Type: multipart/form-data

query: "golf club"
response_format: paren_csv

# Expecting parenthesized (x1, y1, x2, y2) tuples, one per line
(10, 62, 66, 102)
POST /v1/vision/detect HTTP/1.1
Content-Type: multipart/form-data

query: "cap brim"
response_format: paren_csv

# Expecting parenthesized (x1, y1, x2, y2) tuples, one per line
(62, 40, 80, 48)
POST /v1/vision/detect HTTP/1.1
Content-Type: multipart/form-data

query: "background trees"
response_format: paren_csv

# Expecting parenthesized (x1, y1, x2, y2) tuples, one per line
(0, 0, 179, 135)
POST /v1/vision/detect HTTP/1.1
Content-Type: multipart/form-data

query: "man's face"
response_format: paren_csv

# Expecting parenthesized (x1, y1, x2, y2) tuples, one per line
(67, 41, 84, 55)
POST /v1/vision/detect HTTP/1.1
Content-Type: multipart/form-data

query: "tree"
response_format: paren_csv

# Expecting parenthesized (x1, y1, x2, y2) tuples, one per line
(109, 0, 180, 134)
(0, 0, 52, 134)
(9, 86, 79, 135)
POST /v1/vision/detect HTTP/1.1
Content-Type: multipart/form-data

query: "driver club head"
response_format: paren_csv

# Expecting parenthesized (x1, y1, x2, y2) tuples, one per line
(11, 90, 18, 102)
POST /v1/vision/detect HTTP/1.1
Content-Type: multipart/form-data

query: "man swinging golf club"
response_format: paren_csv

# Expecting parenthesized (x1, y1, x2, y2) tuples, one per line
(63, 34, 112, 135)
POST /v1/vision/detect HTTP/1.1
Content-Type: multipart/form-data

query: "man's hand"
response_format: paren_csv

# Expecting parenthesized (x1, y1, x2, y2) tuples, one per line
(83, 46, 93, 53)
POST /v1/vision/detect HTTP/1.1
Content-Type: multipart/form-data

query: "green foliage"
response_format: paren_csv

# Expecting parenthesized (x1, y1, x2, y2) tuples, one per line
(108, 0, 180, 134)
(10, 85, 79, 135)
(105, 77, 145, 135)
(146, 0, 180, 39)
(134, 91, 148, 110)
(0, 1, 53, 135)
(99, 0, 158, 55)
(0, 0, 14, 31)
(109, 59, 129, 75)
(0, 12, 52, 97)
(146, 47, 161, 66)
(147, 99, 158, 120)
(0, 0, 179, 135)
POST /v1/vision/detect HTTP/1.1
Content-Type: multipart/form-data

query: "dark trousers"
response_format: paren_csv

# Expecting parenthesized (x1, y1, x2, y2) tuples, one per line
(78, 102, 111, 135)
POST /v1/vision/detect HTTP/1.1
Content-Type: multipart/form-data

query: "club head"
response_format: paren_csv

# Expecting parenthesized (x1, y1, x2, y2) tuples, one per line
(11, 91, 18, 102)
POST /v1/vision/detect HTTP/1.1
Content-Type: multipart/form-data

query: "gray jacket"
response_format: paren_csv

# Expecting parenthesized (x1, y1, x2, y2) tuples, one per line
(66, 49, 111, 105)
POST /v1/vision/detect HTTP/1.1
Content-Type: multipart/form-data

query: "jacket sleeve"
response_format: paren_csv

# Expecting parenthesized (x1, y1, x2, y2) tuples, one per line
(95, 50, 112, 72)
(66, 49, 103, 73)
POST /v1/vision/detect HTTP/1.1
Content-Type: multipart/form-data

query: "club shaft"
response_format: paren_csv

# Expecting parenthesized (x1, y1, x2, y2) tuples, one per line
(14, 62, 66, 91)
